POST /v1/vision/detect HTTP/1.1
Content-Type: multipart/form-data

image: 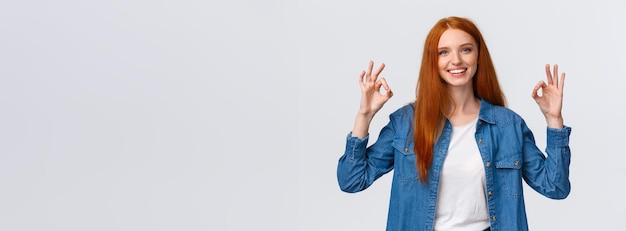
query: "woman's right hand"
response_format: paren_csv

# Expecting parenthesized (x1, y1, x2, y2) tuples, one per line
(357, 60, 393, 118)
(351, 60, 393, 139)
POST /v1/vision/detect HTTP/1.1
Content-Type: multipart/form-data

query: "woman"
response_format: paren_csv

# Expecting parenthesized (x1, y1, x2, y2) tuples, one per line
(337, 16, 571, 231)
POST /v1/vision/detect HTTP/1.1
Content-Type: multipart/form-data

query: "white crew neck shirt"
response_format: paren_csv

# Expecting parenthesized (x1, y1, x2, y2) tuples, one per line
(434, 117, 490, 231)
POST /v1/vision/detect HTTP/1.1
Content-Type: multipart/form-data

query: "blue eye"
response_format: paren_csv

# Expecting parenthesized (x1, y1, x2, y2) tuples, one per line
(461, 47, 472, 53)
(439, 50, 448, 55)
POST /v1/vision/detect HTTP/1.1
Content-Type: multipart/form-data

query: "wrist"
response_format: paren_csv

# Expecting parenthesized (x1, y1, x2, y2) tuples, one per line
(545, 116, 564, 129)
(356, 110, 375, 122)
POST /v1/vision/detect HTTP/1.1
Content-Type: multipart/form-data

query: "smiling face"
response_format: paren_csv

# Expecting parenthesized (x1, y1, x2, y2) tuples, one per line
(437, 28, 479, 89)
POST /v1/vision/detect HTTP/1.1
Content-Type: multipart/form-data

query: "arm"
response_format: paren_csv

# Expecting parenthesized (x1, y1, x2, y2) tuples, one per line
(524, 64, 572, 198)
(337, 121, 396, 193)
(521, 122, 572, 199)
(337, 60, 394, 192)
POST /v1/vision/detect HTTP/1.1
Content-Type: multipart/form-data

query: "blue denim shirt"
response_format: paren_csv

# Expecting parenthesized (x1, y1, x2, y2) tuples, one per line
(337, 99, 571, 231)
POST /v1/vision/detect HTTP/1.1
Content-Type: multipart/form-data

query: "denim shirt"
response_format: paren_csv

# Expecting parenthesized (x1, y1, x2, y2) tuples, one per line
(337, 99, 571, 231)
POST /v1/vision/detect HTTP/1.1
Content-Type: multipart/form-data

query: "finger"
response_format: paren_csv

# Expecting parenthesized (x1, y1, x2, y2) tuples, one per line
(372, 63, 386, 79)
(366, 60, 374, 82)
(545, 64, 553, 85)
(531, 80, 545, 98)
(559, 72, 566, 91)
(374, 80, 384, 97)
(379, 78, 393, 97)
(553, 64, 559, 86)
(359, 70, 366, 87)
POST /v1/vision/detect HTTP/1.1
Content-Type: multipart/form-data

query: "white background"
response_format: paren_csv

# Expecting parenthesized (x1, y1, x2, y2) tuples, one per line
(0, 0, 622, 230)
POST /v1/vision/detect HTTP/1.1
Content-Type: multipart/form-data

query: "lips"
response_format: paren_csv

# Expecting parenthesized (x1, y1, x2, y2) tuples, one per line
(448, 68, 467, 74)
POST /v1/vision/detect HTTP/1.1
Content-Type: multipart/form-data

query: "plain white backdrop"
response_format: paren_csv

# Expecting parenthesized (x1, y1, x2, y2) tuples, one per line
(0, 0, 622, 230)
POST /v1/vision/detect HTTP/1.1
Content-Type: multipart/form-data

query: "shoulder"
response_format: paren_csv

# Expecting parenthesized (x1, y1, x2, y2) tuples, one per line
(385, 103, 415, 136)
(492, 104, 520, 118)
(480, 99, 524, 125)
(387, 103, 415, 128)
(389, 103, 415, 119)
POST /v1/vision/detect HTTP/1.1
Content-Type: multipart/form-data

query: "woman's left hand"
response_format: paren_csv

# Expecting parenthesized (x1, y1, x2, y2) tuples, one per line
(532, 64, 566, 129)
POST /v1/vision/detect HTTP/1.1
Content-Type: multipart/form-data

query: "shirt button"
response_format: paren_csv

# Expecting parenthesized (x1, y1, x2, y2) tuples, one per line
(492, 216, 497, 221)
(485, 162, 491, 167)
(478, 139, 483, 144)
(514, 161, 519, 166)
(404, 148, 408, 153)
(488, 191, 493, 196)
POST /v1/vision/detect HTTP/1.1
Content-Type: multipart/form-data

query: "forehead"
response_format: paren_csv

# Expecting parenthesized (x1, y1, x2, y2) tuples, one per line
(438, 28, 476, 47)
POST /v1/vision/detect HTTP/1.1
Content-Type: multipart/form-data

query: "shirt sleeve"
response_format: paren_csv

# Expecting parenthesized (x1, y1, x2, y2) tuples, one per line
(337, 120, 396, 193)
(522, 124, 572, 199)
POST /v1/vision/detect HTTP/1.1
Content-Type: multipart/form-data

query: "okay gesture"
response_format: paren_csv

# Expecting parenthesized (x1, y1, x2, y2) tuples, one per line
(531, 64, 566, 129)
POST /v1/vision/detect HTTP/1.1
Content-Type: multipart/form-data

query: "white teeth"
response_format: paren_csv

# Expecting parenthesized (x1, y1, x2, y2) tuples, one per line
(449, 69, 466, 74)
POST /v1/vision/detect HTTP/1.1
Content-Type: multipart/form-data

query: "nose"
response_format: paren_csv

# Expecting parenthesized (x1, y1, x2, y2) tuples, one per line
(451, 51, 462, 65)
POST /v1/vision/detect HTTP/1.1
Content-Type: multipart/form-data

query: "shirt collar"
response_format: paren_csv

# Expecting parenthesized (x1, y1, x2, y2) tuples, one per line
(478, 98, 497, 125)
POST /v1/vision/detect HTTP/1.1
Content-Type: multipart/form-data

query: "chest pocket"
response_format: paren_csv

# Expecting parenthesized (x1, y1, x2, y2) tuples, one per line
(495, 153, 523, 197)
(392, 140, 418, 182)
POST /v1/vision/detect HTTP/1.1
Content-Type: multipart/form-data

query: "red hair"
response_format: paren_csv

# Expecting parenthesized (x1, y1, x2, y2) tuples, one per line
(413, 16, 506, 182)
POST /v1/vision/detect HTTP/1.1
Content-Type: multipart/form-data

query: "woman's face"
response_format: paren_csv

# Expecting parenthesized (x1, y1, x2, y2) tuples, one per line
(437, 28, 478, 89)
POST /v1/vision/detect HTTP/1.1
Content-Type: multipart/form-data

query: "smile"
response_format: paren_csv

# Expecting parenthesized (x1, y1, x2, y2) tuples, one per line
(448, 68, 467, 74)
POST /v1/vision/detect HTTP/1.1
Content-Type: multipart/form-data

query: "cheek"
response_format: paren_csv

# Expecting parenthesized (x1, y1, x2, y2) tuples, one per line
(464, 55, 478, 65)
(469, 63, 478, 77)
(438, 58, 447, 69)
(438, 62, 448, 75)
(472, 54, 479, 64)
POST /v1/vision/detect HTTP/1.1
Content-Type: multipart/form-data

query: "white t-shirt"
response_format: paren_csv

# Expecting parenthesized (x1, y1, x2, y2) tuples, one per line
(434, 117, 490, 230)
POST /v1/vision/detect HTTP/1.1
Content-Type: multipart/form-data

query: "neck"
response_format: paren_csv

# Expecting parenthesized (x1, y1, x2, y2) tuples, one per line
(448, 88, 480, 126)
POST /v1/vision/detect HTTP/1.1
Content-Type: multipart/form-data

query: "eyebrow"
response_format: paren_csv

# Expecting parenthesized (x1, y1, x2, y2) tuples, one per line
(438, 43, 475, 50)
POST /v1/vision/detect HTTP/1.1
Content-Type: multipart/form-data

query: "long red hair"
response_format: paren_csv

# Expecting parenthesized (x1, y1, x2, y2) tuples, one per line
(414, 16, 506, 182)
